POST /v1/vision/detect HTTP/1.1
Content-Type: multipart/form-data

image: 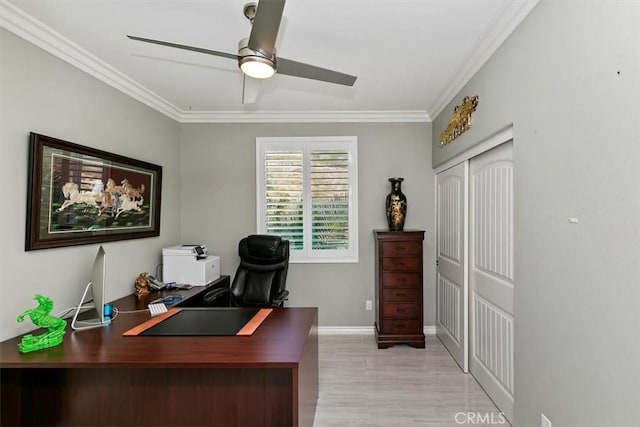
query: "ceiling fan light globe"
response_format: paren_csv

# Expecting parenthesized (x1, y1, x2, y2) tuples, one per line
(239, 56, 276, 79)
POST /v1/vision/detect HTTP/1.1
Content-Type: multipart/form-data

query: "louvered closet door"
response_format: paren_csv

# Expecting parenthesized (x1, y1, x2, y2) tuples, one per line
(469, 141, 514, 424)
(436, 162, 468, 372)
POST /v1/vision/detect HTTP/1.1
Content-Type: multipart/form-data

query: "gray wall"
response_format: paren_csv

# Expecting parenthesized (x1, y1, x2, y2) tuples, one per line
(0, 29, 181, 341)
(179, 122, 435, 327)
(0, 25, 435, 338)
(432, 1, 640, 426)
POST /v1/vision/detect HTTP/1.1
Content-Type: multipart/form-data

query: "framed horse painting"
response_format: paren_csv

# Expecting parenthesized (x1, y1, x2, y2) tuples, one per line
(25, 133, 162, 251)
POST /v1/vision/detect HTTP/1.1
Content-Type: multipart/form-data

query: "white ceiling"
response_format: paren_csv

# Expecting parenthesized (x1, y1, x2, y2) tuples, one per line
(2, 0, 539, 122)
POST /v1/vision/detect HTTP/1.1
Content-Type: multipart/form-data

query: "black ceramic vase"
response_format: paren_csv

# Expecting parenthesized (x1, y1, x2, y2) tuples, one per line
(386, 177, 407, 231)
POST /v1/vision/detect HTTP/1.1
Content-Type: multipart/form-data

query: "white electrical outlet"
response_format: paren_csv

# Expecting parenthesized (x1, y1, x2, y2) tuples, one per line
(365, 300, 373, 310)
(541, 413, 552, 427)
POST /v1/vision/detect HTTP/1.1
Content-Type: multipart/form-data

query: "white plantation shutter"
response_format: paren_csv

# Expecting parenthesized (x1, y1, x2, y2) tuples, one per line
(264, 151, 304, 250)
(257, 137, 358, 263)
(310, 150, 350, 250)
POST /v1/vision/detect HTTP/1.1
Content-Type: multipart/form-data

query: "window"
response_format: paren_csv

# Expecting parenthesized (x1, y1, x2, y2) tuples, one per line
(257, 136, 358, 263)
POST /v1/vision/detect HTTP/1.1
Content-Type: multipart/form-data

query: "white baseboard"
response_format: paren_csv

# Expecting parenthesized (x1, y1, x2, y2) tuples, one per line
(423, 326, 436, 335)
(318, 326, 436, 335)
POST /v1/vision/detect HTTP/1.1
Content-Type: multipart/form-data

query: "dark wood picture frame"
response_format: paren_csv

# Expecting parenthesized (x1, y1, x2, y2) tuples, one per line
(25, 133, 162, 251)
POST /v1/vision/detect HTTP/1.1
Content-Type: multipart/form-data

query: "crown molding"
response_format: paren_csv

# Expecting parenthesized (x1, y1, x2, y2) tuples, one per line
(428, 0, 540, 119)
(178, 110, 431, 123)
(0, 0, 182, 120)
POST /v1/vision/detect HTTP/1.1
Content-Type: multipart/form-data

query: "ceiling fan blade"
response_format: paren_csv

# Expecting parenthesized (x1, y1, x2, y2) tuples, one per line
(127, 35, 238, 60)
(277, 57, 357, 86)
(242, 75, 261, 104)
(247, 0, 285, 56)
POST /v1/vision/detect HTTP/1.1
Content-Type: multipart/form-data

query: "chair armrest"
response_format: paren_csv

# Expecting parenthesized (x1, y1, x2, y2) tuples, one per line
(202, 287, 229, 305)
(271, 290, 290, 307)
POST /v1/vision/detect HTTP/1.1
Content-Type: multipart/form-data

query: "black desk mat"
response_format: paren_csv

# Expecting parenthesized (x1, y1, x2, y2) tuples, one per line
(138, 308, 261, 336)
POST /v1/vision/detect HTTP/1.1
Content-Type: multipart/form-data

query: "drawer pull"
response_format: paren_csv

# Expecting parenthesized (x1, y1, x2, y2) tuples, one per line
(398, 277, 406, 283)
(397, 246, 405, 251)
(397, 308, 405, 313)
(396, 263, 405, 268)
(397, 324, 405, 329)
(396, 293, 405, 297)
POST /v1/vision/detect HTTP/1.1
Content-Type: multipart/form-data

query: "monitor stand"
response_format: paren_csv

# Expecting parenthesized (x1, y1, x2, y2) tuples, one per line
(71, 282, 110, 331)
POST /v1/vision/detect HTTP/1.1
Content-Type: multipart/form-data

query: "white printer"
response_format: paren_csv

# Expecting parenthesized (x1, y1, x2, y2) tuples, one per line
(162, 245, 220, 286)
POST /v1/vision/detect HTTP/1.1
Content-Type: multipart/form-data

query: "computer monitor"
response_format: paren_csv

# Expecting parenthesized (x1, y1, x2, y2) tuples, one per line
(71, 245, 110, 330)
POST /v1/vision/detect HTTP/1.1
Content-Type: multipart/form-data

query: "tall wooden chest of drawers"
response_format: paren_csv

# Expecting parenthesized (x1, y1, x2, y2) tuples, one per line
(374, 230, 425, 349)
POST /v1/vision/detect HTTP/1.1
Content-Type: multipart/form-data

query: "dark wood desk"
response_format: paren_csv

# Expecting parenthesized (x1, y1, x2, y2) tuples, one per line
(0, 278, 318, 427)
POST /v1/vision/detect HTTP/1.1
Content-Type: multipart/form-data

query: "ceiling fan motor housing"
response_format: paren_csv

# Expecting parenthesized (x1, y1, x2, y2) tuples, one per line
(238, 37, 277, 78)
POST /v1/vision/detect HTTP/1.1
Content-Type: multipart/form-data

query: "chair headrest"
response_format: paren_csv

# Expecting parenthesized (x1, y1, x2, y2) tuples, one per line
(239, 234, 288, 262)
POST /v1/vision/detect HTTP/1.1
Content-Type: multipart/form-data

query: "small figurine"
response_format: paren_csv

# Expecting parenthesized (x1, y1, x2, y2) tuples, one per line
(16, 294, 67, 353)
(134, 272, 150, 298)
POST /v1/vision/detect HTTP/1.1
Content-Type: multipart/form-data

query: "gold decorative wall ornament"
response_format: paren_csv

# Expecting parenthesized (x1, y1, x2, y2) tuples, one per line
(439, 95, 479, 147)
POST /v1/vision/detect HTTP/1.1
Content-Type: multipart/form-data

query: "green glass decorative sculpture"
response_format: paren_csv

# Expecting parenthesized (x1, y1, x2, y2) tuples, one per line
(16, 294, 67, 353)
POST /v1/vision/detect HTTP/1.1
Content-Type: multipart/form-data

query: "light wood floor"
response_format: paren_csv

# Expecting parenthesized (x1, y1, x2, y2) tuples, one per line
(314, 335, 503, 427)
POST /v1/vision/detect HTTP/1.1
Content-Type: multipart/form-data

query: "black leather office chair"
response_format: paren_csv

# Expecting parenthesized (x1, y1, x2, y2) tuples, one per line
(203, 235, 290, 307)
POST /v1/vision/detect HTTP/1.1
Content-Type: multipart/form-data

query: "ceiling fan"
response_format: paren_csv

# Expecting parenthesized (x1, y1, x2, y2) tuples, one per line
(127, 0, 357, 103)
